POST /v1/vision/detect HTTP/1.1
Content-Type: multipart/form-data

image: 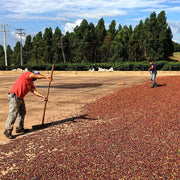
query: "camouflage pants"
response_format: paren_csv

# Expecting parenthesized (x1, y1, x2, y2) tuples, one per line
(5, 93, 26, 130)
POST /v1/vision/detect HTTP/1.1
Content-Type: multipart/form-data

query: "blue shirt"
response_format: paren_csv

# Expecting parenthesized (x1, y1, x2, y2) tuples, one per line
(151, 63, 157, 73)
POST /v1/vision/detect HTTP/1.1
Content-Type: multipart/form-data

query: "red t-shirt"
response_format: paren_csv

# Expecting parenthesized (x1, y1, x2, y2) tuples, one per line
(9, 72, 36, 99)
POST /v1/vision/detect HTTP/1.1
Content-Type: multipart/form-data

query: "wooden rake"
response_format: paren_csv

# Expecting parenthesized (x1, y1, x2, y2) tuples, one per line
(32, 64, 54, 129)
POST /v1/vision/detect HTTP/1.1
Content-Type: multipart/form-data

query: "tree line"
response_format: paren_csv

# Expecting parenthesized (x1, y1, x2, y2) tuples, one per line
(0, 10, 179, 67)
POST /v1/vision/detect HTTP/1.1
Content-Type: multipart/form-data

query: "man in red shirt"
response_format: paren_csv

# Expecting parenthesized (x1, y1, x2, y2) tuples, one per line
(4, 71, 51, 139)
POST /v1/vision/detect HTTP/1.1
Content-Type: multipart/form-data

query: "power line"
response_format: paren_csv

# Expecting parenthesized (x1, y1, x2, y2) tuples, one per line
(0, 24, 9, 66)
(16, 28, 25, 66)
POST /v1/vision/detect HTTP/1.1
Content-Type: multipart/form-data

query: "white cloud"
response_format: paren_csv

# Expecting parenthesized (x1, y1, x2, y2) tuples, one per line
(11, 31, 26, 41)
(64, 19, 82, 33)
(1, 0, 176, 21)
(173, 36, 180, 43)
(1, 0, 180, 44)
(167, 21, 180, 43)
(166, 6, 180, 11)
(170, 0, 180, 3)
(168, 21, 180, 34)
(60, 9, 126, 19)
(6, 13, 71, 22)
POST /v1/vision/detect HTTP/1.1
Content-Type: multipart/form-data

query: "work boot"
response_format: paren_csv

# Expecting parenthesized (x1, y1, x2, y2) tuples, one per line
(151, 85, 154, 88)
(4, 129, 15, 139)
(16, 127, 30, 133)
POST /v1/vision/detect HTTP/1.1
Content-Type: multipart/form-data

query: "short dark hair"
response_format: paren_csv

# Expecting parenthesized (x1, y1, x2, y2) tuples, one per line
(149, 60, 153, 62)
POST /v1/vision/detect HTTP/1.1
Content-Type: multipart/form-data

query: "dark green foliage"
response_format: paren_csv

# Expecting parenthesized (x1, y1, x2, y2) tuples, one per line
(161, 62, 180, 71)
(54, 63, 68, 71)
(112, 62, 132, 71)
(173, 42, 180, 52)
(132, 62, 149, 71)
(108, 20, 117, 40)
(52, 27, 63, 63)
(23, 35, 32, 65)
(155, 61, 167, 70)
(0, 11, 179, 67)
(3, 61, 179, 71)
(0, 45, 5, 66)
(67, 63, 89, 71)
(0, 65, 7, 70)
(6, 45, 13, 66)
(10, 42, 21, 66)
(43, 28, 53, 63)
(31, 32, 44, 64)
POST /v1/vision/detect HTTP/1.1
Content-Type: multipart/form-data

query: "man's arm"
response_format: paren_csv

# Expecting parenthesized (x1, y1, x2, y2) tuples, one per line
(148, 64, 154, 71)
(30, 73, 51, 81)
(31, 89, 48, 101)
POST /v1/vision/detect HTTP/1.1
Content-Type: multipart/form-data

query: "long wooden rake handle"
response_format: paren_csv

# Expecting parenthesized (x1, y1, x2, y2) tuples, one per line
(42, 64, 54, 125)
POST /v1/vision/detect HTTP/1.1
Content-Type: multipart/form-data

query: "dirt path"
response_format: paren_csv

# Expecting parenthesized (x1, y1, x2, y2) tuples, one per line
(0, 72, 149, 144)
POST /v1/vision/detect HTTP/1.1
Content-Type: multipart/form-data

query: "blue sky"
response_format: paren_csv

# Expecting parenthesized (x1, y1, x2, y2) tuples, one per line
(0, 0, 180, 49)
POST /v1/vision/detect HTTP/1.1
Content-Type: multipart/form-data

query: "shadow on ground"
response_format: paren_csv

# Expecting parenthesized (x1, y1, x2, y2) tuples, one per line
(156, 83, 166, 87)
(146, 83, 167, 87)
(14, 114, 97, 138)
(37, 83, 102, 89)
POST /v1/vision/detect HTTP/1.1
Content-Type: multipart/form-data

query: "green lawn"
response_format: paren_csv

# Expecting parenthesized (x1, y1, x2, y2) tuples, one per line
(170, 52, 180, 61)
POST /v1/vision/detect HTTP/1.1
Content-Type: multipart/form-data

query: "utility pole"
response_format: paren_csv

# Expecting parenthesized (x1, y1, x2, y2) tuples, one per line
(0, 24, 9, 67)
(16, 29, 25, 66)
(61, 35, 66, 63)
